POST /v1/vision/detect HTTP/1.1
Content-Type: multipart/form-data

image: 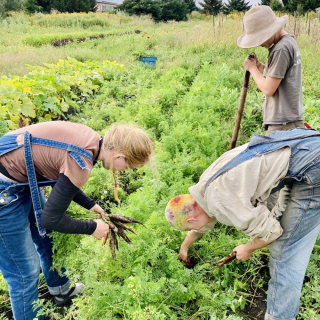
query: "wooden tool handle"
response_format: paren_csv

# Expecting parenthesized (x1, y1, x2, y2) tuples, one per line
(230, 71, 250, 150)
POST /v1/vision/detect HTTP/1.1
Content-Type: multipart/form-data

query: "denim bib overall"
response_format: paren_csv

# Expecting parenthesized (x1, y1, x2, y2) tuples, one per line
(0, 131, 93, 236)
(0, 132, 94, 320)
(204, 128, 320, 320)
(205, 128, 320, 189)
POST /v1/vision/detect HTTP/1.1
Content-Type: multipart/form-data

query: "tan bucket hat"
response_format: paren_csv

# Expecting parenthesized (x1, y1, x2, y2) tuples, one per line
(237, 6, 288, 48)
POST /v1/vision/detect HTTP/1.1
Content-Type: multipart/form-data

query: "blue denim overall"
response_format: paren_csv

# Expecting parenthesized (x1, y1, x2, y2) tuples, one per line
(205, 128, 320, 320)
(0, 132, 93, 320)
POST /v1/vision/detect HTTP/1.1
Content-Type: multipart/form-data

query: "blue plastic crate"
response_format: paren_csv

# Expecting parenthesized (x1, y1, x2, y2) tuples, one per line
(138, 56, 157, 67)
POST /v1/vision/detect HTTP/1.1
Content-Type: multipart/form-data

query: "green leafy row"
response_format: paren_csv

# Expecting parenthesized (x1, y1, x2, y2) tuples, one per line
(47, 48, 269, 319)
(0, 57, 123, 130)
(49, 44, 319, 319)
(22, 30, 120, 47)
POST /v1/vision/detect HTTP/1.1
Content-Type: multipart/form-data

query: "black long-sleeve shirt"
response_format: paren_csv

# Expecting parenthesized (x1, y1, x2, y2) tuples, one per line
(41, 173, 97, 234)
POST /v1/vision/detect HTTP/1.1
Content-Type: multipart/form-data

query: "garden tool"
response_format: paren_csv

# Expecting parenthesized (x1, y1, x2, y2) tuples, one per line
(230, 53, 255, 150)
(211, 251, 237, 267)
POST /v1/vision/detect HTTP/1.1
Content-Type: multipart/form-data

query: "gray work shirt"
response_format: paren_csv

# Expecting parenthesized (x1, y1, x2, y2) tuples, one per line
(262, 34, 304, 125)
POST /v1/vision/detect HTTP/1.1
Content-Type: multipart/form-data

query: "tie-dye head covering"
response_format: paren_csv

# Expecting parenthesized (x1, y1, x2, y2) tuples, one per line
(165, 194, 197, 230)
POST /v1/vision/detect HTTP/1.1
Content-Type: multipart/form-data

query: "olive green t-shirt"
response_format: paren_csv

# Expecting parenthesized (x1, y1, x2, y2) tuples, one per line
(262, 34, 304, 125)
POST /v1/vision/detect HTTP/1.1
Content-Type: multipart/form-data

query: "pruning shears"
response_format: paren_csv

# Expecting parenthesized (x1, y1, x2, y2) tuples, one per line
(211, 251, 237, 267)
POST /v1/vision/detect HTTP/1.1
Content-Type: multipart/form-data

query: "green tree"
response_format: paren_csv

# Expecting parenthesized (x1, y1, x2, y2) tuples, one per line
(51, 0, 66, 12)
(52, 0, 96, 13)
(64, 0, 79, 12)
(117, 0, 162, 21)
(118, 0, 189, 21)
(0, 0, 5, 16)
(224, 0, 251, 13)
(270, 0, 284, 11)
(184, 0, 198, 12)
(199, 0, 223, 15)
(25, 0, 43, 13)
(260, 0, 271, 5)
(287, 0, 320, 13)
(36, 0, 51, 12)
(0, 0, 25, 16)
(160, 0, 189, 21)
(86, 0, 97, 12)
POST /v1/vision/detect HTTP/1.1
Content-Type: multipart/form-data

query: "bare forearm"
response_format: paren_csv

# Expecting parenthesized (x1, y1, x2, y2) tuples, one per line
(257, 61, 265, 73)
(243, 54, 282, 98)
(178, 232, 202, 262)
(249, 67, 269, 94)
(247, 237, 274, 251)
(181, 232, 202, 250)
(234, 237, 275, 260)
(249, 66, 282, 97)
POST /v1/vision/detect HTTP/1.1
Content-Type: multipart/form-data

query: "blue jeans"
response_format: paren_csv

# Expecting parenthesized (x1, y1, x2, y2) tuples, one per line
(0, 183, 70, 320)
(265, 165, 320, 320)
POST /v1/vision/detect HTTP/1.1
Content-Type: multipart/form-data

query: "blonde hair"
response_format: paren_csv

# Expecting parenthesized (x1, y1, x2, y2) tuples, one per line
(103, 123, 153, 203)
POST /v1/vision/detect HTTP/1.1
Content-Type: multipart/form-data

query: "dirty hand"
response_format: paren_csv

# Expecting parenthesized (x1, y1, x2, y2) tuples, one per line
(92, 220, 109, 240)
(243, 56, 257, 72)
(249, 52, 261, 65)
(90, 204, 105, 220)
(178, 247, 189, 263)
(233, 244, 254, 261)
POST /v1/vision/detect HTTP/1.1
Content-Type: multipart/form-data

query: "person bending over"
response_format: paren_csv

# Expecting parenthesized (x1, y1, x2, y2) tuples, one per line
(165, 128, 320, 320)
(0, 121, 153, 320)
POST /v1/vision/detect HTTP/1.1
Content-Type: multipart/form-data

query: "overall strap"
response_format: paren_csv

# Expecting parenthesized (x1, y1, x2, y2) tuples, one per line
(22, 132, 94, 236)
(24, 131, 47, 236)
(205, 149, 256, 190)
(31, 137, 93, 169)
(204, 129, 320, 191)
(0, 134, 23, 157)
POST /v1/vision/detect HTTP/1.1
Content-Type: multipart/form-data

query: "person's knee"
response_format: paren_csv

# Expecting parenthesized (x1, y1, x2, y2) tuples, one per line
(22, 263, 41, 293)
(9, 268, 40, 301)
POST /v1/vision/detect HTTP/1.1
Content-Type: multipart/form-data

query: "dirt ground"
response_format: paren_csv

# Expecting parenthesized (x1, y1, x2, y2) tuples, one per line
(241, 288, 267, 320)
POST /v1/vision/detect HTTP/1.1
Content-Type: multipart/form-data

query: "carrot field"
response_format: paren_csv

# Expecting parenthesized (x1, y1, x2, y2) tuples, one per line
(0, 10, 320, 320)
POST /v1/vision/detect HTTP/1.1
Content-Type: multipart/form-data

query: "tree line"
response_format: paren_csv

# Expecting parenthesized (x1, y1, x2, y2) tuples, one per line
(261, 0, 320, 14)
(0, 0, 97, 15)
(200, 0, 320, 16)
(118, 0, 320, 20)
(0, 0, 319, 20)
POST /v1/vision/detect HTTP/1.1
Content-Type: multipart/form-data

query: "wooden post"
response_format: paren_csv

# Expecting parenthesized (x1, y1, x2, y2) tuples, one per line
(219, 12, 223, 30)
(306, 12, 308, 25)
(212, 11, 216, 36)
(241, 12, 244, 32)
(308, 18, 311, 35)
(294, 11, 297, 36)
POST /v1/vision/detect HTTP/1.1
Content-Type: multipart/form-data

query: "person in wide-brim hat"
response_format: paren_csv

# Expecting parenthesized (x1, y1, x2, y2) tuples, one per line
(237, 5, 304, 137)
(237, 5, 288, 48)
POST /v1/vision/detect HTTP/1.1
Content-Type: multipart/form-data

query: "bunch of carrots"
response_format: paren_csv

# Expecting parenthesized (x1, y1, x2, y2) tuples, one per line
(101, 213, 144, 260)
